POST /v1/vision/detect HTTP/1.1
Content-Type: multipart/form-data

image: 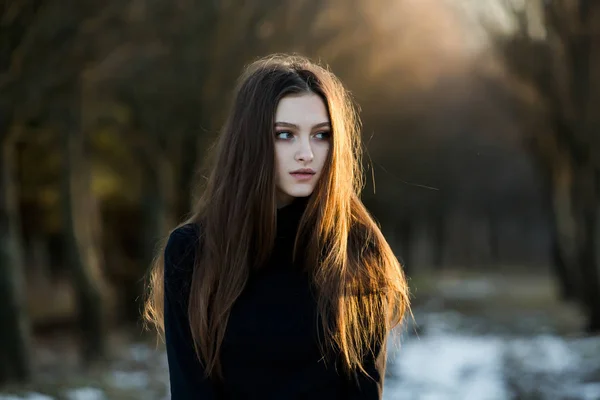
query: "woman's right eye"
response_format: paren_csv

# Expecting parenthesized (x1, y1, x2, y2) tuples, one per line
(275, 131, 293, 140)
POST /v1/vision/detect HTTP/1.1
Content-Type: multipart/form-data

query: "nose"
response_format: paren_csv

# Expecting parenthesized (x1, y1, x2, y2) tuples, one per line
(295, 138, 314, 163)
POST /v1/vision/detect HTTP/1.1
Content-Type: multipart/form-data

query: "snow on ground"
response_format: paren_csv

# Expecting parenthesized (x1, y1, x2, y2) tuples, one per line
(2, 321, 598, 400)
(385, 332, 600, 399)
(383, 310, 600, 400)
(2, 277, 600, 400)
(386, 334, 507, 400)
(64, 388, 106, 400)
(0, 394, 54, 400)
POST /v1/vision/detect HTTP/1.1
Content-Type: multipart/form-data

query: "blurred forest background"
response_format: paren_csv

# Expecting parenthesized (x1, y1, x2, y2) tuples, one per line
(1, 0, 600, 399)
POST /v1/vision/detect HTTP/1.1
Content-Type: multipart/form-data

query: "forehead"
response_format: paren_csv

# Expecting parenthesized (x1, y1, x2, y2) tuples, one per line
(275, 94, 330, 125)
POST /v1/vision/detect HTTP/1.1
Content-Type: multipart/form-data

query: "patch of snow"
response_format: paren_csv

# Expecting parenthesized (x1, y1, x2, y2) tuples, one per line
(384, 308, 600, 400)
(388, 334, 507, 400)
(0, 394, 52, 400)
(506, 335, 579, 373)
(417, 311, 465, 335)
(64, 388, 105, 400)
(108, 370, 150, 390)
(24, 394, 54, 400)
(128, 344, 152, 363)
(579, 383, 600, 400)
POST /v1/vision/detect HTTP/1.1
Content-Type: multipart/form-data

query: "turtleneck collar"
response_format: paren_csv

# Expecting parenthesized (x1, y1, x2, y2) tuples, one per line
(276, 196, 309, 239)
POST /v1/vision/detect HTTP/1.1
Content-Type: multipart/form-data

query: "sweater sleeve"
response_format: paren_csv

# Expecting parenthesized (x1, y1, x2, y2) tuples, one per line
(163, 224, 219, 400)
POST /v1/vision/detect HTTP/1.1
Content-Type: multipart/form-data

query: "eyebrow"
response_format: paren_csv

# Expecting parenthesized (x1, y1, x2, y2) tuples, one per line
(274, 121, 331, 129)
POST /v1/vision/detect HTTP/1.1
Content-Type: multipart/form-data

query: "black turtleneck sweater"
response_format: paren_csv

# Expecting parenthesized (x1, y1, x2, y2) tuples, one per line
(163, 198, 386, 399)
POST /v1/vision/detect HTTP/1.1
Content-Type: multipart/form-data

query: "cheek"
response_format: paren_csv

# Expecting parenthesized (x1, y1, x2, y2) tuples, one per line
(273, 145, 286, 176)
(316, 143, 330, 165)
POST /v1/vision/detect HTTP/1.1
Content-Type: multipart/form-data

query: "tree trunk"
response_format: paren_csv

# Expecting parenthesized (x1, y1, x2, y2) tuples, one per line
(118, 124, 174, 323)
(142, 160, 172, 268)
(61, 90, 107, 363)
(550, 157, 581, 301)
(573, 168, 600, 332)
(546, 181, 577, 300)
(431, 213, 445, 270)
(121, 155, 173, 323)
(549, 218, 576, 300)
(580, 203, 600, 332)
(487, 211, 500, 267)
(0, 133, 32, 384)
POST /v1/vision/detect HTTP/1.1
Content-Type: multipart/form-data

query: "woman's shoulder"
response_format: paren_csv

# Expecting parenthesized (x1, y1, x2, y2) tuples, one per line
(165, 223, 200, 257)
(164, 223, 201, 283)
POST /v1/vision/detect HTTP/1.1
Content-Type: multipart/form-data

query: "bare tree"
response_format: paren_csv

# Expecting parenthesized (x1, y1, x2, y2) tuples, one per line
(0, 0, 50, 382)
(60, 79, 108, 361)
(0, 117, 32, 383)
(491, 0, 600, 330)
(2, 0, 124, 362)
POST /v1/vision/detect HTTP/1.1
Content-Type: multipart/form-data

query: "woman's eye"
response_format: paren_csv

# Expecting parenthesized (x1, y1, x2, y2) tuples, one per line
(314, 131, 331, 140)
(275, 131, 293, 140)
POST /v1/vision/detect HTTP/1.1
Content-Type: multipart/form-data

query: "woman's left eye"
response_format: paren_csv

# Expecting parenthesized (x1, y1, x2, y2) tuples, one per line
(314, 131, 331, 140)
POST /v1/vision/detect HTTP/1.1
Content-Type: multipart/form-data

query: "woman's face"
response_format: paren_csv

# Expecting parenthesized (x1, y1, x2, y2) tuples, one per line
(273, 93, 331, 208)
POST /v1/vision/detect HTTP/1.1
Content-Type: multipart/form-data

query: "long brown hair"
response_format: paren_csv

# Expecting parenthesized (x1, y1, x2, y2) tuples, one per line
(144, 54, 410, 379)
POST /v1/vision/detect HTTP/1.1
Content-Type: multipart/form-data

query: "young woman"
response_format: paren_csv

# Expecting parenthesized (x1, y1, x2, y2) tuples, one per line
(144, 54, 410, 399)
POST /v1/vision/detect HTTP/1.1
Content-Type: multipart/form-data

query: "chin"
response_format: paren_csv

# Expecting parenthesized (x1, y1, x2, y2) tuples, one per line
(285, 185, 315, 199)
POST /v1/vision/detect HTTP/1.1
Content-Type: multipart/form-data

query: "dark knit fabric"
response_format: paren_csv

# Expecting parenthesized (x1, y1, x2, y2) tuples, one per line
(163, 198, 386, 399)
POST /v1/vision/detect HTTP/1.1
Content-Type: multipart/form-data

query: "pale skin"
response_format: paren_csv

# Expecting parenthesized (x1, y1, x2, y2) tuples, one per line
(273, 93, 331, 208)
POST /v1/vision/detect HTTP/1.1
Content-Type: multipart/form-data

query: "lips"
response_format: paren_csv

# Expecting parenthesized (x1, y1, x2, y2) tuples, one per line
(290, 169, 316, 181)
(290, 168, 316, 175)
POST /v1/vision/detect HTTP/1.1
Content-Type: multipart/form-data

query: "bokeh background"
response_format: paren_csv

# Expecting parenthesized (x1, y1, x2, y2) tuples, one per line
(2, 0, 600, 399)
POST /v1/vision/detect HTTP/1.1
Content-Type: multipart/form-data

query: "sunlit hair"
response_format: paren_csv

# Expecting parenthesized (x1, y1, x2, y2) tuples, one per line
(144, 54, 410, 379)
